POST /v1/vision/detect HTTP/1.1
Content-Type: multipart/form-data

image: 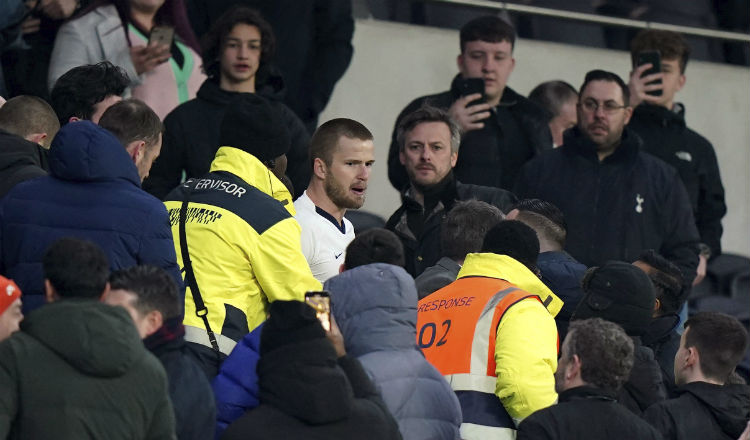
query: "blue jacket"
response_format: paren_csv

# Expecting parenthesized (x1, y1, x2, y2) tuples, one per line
(537, 251, 587, 340)
(0, 121, 182, 312)
(325, 263, 462, 440)
(212, 323, 262, 439)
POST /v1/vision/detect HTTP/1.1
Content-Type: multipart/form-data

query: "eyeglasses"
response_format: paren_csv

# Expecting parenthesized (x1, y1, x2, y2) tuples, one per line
(578, 99, 629, 114)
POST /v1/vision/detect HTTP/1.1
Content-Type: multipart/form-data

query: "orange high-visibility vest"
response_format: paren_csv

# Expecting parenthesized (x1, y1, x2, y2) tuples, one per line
(417, 276, 542, 439)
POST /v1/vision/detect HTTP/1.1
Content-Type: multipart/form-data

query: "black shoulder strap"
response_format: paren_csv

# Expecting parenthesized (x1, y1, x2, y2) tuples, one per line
(179, 179, 221, 353)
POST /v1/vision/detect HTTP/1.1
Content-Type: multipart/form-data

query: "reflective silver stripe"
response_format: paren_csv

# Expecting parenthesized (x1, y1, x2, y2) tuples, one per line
(460, 422, 516, 440)
(184, 325, 237, 355)
(470, 287, 518, 374)
(445, 373, 496, 393)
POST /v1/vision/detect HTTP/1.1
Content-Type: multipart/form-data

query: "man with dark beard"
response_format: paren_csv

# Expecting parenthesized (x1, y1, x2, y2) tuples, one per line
(386, 106, 516, 277)
(515, 70, 699, 288)
(294, 118, 375, 283)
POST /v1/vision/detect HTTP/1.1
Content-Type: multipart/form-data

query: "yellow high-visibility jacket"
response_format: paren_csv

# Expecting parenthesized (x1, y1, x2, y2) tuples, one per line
(164, 146, 321, 354)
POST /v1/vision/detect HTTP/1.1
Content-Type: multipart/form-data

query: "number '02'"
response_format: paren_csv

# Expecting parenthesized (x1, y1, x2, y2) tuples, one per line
(418, 320, 451, 349)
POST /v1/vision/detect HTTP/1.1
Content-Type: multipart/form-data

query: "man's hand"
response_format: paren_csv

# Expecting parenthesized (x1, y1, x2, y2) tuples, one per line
(448, 93, 492, 133)
(130, 44, 170, 75)
(692, 253, 707, 286)
(326, 314, 346, 358)
(39, 0, 79, 20)
(628, 63, 664, 108)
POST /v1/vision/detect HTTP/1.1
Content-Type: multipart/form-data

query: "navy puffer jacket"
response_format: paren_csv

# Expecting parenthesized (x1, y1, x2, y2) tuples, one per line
(325, 263, 462, 440)
(0, 121, 182, 312)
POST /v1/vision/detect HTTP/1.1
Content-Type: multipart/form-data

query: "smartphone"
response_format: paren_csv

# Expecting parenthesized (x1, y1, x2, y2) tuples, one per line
(636, 50, 663, 97)
(456, 77, 486, 106)
(304, 291, 331, 332)
(149, 26, 175, 48)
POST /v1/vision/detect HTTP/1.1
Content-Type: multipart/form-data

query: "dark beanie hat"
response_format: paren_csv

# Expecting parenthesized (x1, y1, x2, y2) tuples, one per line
(481, 220, 540, 270)
(573, 261, 656, 337)
(219, 94, 291, 162)
(260, 300, 325, 355)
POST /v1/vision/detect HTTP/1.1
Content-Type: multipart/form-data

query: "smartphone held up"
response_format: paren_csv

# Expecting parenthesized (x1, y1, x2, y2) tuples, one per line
(636, 50, 663, 97)
(305, 291, 331, 332)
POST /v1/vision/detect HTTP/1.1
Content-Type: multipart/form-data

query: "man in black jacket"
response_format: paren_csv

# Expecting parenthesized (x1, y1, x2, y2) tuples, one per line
(628, 30, 726, 285)
(386, 106, 516, 277)
(105, 266, 216, 440)
(0, 95, 58, 198)
(644, 312, 750, 440)
(635, 249, 685, 397)
(515, 69, 700, 285)
(221, 300, 402, 440)
(517, 318, 662, 439)
(387, 16, 551, 192)
(572, 261, 667, 415)
(143, 7, 310, 200)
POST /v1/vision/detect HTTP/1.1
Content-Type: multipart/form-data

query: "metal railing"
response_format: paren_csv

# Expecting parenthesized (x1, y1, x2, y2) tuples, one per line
(424, 0, 750, 43)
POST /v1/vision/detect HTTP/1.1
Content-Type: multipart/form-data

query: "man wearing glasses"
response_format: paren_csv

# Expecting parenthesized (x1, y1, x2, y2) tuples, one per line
(514, 69, 699, 288)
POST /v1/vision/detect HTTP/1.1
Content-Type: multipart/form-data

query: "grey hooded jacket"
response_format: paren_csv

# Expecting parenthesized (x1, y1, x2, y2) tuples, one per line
(325, 263, 462, 440)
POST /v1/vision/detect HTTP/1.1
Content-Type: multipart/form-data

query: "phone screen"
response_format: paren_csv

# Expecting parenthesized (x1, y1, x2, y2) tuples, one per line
(149, 26, 175, 47)
(304, 291, 331, 332)
(637, 50, 663, 97)
(457, 77, 486, 105)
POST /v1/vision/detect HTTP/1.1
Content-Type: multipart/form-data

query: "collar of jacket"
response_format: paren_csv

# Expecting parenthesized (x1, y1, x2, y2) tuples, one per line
(457, 253, 563, 317)
(558, 385, 617, 403)
(642, 313, 681, 346)
(197, 65, 287, 105)
(209, 146, 295, 215)
(401, 172, 458, 212)
(633, 103, 686, 128)
(563, 126, 641, 165)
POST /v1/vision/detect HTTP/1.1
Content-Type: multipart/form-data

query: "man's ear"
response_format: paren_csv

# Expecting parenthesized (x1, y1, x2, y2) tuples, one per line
(44, 279, 59, 303)
(26, 132, 48, 148)
(339, 263, 346, 274)
(567, 354, 582, 381)
(144, 310, 164, 337)
(99, 282, 110, 301)
(125, 140, 146, 164)
(313, 157, 328, 180)
(68, 116, 81, 123)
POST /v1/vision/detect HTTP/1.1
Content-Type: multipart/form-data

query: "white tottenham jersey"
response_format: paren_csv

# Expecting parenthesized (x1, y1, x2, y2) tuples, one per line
(294, 191, 355, 283)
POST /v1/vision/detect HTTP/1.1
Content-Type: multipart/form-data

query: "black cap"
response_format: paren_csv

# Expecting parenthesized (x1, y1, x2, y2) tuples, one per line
(573, 261, 656, 337)
(219, 94, 291, 162)
(260, 300, 325, 355)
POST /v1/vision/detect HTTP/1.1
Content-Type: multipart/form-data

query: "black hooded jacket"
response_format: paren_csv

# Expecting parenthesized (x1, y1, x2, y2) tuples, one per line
(515, 126, 700, 288)
(143, 72, 311, 200)
(643, 314, 682, 398)
(618, 337, 667, 415)
(628, 103, 726, 257)
(0, 129, 47, 198)
(387, 77, 552, 192)
(221, 339, 402, 440)
(644, 381, 750, 440)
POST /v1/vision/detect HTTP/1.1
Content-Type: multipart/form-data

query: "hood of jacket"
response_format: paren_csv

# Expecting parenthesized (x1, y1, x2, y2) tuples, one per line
(633, 103, 687, 129)
(680, 381, 750, 437)
(0, 130, 47, 173)
(198, 66, 287, 106)
(209, 146, 295, 214)
(21, 300, 146, 377)
(324, 263, 418, 358)
(48, 121, 141, 185)
(258, 338, 355, 425)
(458, 252, 564, 317)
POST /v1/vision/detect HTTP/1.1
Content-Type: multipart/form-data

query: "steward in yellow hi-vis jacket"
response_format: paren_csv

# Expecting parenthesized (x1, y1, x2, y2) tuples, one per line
(164, 94, 321, 377)
(418, 248, 562, 440)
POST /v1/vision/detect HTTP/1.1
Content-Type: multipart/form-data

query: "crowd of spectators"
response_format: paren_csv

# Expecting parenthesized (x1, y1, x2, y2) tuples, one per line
(0, 2, 748, 440)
